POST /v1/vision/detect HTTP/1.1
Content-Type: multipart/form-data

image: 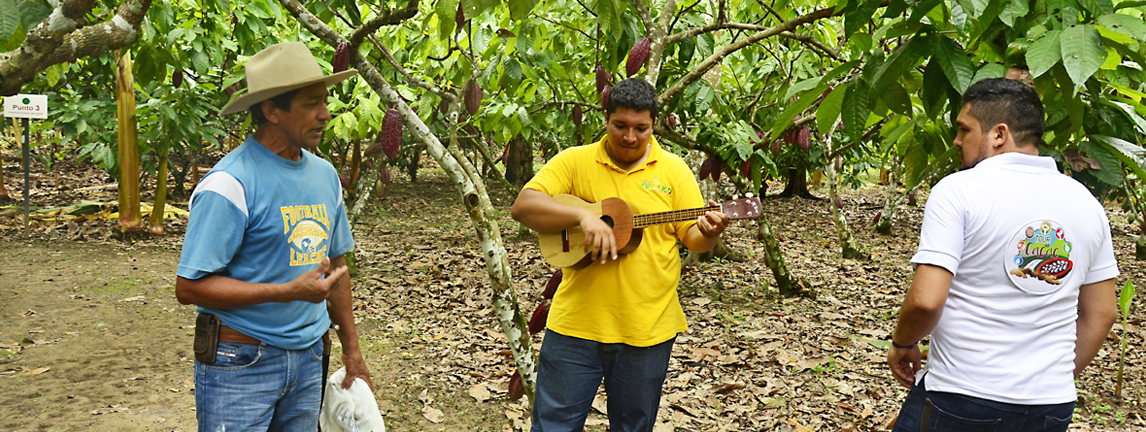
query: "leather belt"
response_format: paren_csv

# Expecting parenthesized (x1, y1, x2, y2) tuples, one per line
(219, 326, 261, 344)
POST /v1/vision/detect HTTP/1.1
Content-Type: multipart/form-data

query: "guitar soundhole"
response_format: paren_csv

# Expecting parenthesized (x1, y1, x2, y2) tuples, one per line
(600, 216, 615, 228)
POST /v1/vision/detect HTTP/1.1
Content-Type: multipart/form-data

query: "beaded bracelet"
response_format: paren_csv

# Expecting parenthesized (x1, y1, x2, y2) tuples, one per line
(891, 340, 918, 349)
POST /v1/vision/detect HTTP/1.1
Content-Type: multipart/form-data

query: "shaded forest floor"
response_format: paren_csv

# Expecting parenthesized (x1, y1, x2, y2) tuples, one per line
(0, 158, 1143, 431)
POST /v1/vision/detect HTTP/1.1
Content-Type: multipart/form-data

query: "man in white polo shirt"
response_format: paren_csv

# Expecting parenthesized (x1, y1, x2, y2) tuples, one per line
(888, 78, 1120, 432)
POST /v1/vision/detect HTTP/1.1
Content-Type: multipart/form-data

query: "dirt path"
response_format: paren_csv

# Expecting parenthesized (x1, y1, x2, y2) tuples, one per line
(0, 240, 196, 432)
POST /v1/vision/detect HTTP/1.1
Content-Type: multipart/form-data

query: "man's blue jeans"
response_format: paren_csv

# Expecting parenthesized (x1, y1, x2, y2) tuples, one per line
(195, 340, 324, 432)
(892, 375, 1075, 432)
(531, 330, 675, 432)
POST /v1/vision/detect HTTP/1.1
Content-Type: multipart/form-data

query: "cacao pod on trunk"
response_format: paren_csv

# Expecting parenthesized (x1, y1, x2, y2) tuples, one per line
(332, 42, 350, 73)
(381, 108, 402, 161)
(699, 157, 714, 180)
(528, 300, 551, 334)
(543, 269, 562, 299)
(740, 159, 751, 178)
(626, 37, 651, 77)
(463, 79, 482, 116)
(797, 126, 811, 152)
(508, 370, 524, 401)
(835, 156, 843, 172)
(600, 86, 611, 111)
(666, 113, 678, 129)
(380, 163, 391, 184)
(873, 213, 881, 225)
(834, 195, 843, 209)
(595, 65, 611, 95)
(572, 106, 582, 127)
(771, 139, 781, 157)
(172, 70, 183, 88)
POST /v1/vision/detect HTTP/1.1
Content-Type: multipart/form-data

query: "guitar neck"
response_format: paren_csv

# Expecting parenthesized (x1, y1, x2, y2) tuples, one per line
(633, 205, 721, 228)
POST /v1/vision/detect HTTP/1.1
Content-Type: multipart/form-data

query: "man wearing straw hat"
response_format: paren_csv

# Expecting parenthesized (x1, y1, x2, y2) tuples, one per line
(175, 41, 372, 431)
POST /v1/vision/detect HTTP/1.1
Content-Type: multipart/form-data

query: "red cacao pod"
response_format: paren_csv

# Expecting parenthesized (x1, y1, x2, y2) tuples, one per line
(666, 113, 679, 129)
(333, 42, 350, 73)
(834, 155, 843, 172)
(381, 108, 402, 161)
(873, 213, 881, 224)
(834, 195, 843, 209)
(543, 269, 562, 299)
(573, 105, 582, 127)
(600, 86, 611, 111)
(626, 37, 651, 77)
(595, 65, 611, 95)
(699, 157, 715, 181)
(338, 174, 350, 189)
(740, 159, 751, 177)
(712, 162, 722, 183)
(172, 70, 184, 88)
(782, 129, 797, 146)
(508, 370, 524, 401)
(528, 299, 551, 335)
(771, 139, 781, 157)
(380, 163, 391, 184)
(797, 127, 811, 152)
(463, 79, 482, 116)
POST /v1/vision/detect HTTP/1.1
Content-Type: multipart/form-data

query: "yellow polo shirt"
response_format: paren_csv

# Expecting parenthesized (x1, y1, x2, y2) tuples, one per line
(524, 135, 704, 346)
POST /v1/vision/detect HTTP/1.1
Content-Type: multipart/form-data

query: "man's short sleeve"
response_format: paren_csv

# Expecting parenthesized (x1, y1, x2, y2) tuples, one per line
(328, 193, 355, 258)
(523, 149, 576, 196)
(1084, 210, 1120, 284)
(177, 173, 248, 280)
(911, 180, 965, 275)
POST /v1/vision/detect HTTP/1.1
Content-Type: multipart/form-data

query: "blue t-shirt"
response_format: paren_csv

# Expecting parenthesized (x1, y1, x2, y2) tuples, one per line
(177, 136, 354, 350)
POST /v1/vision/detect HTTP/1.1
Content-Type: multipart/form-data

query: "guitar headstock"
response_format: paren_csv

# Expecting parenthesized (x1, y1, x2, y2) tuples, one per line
(720, 197, 762, 220)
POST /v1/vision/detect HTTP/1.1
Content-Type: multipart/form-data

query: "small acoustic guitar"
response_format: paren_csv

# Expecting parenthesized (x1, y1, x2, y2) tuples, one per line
(538, 194, 762, 269)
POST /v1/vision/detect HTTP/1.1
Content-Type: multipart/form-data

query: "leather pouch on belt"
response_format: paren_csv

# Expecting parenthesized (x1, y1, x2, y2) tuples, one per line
(193, 313, 220, 365)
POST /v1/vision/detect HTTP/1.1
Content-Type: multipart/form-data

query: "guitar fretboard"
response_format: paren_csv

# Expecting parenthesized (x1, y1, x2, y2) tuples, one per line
(633, 205, 721, 228)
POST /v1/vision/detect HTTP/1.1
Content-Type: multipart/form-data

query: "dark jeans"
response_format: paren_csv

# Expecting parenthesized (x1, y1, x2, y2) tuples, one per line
(892, 376, 1075, 432)
(530, 330, 675, 432)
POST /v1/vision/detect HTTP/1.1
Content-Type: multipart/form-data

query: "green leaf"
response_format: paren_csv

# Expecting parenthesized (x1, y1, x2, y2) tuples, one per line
(595, 0, 623, 40)
(871, 34, 929, 97)
(461, 0, 500, 20)
(1097, 13, 1146, 42)
(999, 0, 1029, 27)
(1115, 0, 1146, 10)
(972, 63, 1007, 84)
(786, 77, 823, 100)
(884, 82, 913, 115)
(1119, 280, 1134, 317)
(0, 0, 20, 41)
(1077, 0, 1114, 16)
(769, 82, 829, 140)
(1078, 141, 1124, 186)
(845, 0, 883, 38)
(192, 50, 210, 74)
(817, 83, 848, 137)
(921, 59, 949, 119)
(903, 140, 929, 186)
(17, 0, 51, 31)
(841, 80, 870, 142)
(435, 0, 458, 39)
(932, 36, 975, 94)
(508, 0, 539, 20)
(955, 0, 989, 18)
(1026, 29, 1062, 78)
(1090, 135, 1146, 182)
(1060, 25, 1106, 92)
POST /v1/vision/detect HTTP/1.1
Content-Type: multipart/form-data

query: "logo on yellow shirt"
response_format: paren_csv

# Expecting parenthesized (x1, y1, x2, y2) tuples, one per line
(281, 204, 330, 266)
(640, 178, 673, 195)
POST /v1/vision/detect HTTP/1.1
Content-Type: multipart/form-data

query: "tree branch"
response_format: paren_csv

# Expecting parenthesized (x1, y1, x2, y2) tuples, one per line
(1, 0, 153, 95)
(348, 0, 419, 48)
(659, 6, 836, 104)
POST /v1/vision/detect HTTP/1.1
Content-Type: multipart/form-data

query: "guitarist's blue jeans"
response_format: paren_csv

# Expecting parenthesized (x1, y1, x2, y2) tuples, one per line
(531, 330, 675, 432)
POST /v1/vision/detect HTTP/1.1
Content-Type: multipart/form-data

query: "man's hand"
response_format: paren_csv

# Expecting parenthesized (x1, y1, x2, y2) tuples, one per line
(580, 211, 617, 264)
(341, 349, 373, 390)
(289, 257, 347, 303)
(888, 345, 922, 389)
(697, 200, 730, 238)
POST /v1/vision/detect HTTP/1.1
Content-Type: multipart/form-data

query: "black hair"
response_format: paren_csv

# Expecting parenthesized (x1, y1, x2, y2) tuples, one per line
(605, 78, 658, 120)
(248, 89, 301, 125)
(961, 78, 1045, 147)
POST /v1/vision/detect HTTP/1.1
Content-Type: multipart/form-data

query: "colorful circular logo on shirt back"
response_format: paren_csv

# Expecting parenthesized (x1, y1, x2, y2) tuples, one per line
(1004, 220, 1074, 295)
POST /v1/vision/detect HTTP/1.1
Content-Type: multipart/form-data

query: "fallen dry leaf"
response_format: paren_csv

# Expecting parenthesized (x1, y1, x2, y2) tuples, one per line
(422, 405, 444, 423)
(469, 383, 491, 403)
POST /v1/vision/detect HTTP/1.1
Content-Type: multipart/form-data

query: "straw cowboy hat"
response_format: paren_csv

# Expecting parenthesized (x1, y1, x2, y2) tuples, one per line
(219, 42, 357, 115)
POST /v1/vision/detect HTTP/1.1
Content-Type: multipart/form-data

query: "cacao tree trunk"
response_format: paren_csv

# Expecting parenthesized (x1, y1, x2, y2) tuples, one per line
(822, 131, 867, 260)
(281, 0, 538, 405)
(756, 210, 808, 297)
(504, 135, 534, 188)
(779, 164, 815, 198)
(349, 158, 382, 224)
(148, 146, 169, 235)
(116, 50, 142, 229)
(0, 152, 9, 202)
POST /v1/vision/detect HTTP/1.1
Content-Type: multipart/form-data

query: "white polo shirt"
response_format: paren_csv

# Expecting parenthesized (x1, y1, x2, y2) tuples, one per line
(911, 152, 1119, 405)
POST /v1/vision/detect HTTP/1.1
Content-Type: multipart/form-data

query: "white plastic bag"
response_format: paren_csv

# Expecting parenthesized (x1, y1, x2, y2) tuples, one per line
(320, 367, 386, 432)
